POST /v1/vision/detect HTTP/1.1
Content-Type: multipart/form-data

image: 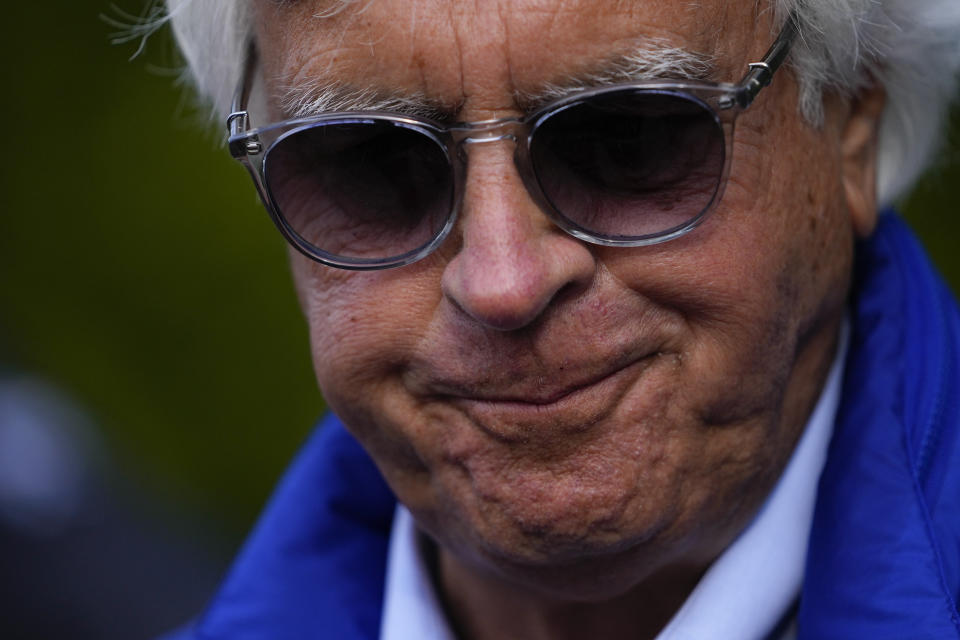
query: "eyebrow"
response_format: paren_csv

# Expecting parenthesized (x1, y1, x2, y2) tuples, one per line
(279, 80, 454, 121)
(278, 40, 715, 120)
(515, 42, 716, 112)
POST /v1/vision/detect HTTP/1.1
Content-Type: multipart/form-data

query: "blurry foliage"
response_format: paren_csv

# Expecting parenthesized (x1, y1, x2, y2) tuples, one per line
(0, 3, 322, 538)
(903, 104, 960, 296)
(0, 2, 958, 542)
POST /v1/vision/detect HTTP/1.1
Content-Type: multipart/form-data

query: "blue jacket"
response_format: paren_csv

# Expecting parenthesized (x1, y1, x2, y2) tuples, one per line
(170, 215, 960, 639)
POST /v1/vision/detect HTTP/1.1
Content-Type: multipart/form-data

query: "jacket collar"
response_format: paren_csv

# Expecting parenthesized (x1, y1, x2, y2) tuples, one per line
(799, 214, 960, 637)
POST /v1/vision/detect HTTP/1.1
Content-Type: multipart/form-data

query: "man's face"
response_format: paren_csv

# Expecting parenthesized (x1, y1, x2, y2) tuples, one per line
(253, 0, 874, 597)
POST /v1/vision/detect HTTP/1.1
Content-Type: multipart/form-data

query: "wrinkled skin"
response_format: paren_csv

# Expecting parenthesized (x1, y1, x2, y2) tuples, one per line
(252, 1, 882, 637)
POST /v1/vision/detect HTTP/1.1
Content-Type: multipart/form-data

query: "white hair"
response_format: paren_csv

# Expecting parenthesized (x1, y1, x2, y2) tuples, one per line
(162, 0, 960, 206)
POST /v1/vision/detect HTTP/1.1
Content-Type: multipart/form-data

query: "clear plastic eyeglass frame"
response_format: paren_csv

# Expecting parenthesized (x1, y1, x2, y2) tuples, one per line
(226, 14, 798, 270)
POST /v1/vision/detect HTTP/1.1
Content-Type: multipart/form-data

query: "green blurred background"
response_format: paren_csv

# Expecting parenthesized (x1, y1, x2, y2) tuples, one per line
(1, 1, 323, 546)
(1, 1, 958, 552)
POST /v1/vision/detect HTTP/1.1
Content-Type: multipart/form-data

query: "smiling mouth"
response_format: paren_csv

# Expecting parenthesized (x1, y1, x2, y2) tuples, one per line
(440, 354, 662, 443)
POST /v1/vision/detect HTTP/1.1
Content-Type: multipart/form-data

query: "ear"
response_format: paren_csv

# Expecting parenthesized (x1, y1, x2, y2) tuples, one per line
(841, 85, 886, 238)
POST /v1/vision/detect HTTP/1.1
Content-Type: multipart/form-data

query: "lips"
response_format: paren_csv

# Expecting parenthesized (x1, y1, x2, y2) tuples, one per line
(450, 355, 649, 404)
(413, 352, 661, 443)
(403, 295, 683, 443)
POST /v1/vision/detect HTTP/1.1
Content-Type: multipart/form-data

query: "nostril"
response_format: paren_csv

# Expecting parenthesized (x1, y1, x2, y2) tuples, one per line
(447, 291, 549, 332)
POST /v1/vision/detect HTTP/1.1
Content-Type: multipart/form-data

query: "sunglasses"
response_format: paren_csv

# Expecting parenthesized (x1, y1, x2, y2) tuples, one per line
(227, 16, 797, 270)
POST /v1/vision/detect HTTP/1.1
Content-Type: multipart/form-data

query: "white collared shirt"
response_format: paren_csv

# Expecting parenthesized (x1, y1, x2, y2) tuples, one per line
(381, 324, 848, 640)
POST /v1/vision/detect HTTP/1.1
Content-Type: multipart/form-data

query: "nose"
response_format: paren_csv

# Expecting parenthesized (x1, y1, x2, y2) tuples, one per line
(440, 142, 596, 331)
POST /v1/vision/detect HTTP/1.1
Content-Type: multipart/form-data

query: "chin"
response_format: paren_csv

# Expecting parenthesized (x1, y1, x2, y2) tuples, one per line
(429, 509, 693, 603)
(407, 459, 680, 595)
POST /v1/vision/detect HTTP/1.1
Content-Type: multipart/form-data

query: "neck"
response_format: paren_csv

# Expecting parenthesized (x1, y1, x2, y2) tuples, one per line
(435, 548, 705, 640)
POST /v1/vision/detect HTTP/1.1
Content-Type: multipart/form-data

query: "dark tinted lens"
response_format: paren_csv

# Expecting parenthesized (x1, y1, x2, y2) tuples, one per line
(264, 120, 453, 261)
(530, 90, 725, 240)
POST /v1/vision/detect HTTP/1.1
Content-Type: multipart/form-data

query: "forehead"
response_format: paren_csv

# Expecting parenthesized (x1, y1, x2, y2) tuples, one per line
(253, 0, 769, 114)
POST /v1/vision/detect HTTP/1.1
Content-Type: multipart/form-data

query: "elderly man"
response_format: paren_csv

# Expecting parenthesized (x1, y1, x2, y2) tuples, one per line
(162, 0, 960, 638)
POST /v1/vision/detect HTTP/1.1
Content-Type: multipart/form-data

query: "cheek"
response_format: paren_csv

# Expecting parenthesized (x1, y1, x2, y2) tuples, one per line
(709, 104, 850, 317)
(294, 253, 443, 372)
(293, 262, 391, 405)
(291, 251, 448, 466)
(292, 262, 420, 487)
(603, 116, 851, 418)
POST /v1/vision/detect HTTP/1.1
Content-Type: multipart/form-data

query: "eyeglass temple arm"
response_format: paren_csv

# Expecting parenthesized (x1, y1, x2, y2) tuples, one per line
(227, 43, 258, 147)
(736, 12, 799, 108)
